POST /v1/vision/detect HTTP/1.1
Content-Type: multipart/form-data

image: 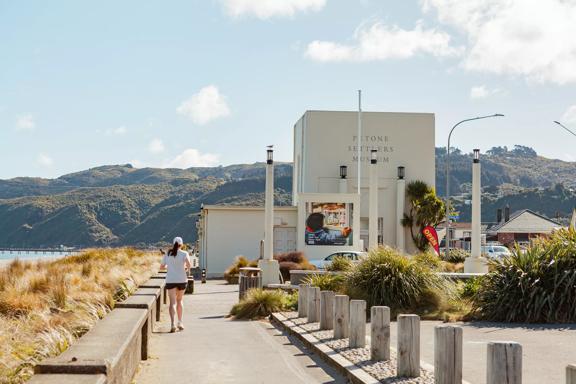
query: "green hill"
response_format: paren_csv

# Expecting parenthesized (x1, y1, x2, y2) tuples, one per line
(0, 146, 574, 248)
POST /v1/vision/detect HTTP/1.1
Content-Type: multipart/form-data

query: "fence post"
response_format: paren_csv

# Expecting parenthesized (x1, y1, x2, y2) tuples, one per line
(487, 342, 522, 384)
(307, 287, 320, 323)
(320, 291, 335, 330)
(298, 284, 308, 318)
(333, 295, 350, 339)
(434, 325, 463, 384)
(397, 314, 420, 378)
(349, 300, 366, 348)
(567, 364, 576, 384)
(370, 306, 390, 361)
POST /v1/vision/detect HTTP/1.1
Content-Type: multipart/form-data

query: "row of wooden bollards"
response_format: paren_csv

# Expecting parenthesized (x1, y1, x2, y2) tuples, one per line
(297, 285, 575, 384)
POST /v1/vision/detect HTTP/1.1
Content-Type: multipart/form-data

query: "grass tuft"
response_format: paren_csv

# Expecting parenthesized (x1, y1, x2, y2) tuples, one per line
(230, 289, 294, 320)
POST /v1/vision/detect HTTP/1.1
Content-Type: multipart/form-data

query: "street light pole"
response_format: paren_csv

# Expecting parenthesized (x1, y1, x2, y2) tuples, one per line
(554, 121, 576, 137)
(445, 114, 504, 259)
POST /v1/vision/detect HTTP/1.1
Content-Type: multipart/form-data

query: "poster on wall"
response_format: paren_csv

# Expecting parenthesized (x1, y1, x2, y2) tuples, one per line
(305, 202, 353, 246)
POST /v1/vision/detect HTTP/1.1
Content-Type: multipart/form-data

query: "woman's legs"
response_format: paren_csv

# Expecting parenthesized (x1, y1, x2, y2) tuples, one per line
(167, 288, 177, 330)
(176, 288, 185, 325)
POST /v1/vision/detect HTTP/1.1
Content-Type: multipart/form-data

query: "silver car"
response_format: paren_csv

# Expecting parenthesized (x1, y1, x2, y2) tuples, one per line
(481, 245, 512, 259)
(310, 251, 366, 270)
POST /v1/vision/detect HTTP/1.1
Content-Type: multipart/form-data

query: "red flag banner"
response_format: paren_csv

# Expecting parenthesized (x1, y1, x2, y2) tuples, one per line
(422, 226, 440, 255)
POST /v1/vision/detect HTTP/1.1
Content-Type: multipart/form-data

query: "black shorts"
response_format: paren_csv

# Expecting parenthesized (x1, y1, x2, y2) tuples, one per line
(165, 283, 187, 291)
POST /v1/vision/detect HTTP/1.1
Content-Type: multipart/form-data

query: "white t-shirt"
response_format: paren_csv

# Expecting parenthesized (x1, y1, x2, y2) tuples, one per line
(161, 250, 191, 284)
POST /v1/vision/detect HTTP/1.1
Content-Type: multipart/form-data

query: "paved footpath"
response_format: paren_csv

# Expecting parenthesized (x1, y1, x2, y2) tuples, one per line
(135, 281, 346, 384)
(379, 319, 576, 384)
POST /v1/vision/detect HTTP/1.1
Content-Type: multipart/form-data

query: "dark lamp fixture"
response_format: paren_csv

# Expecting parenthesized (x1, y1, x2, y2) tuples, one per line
(266, 148, 273, 164)
(370, 149, 377, 164)
(340, 165, 348, 179)
(473, 149, 480, 163)
(397, 166, 405, 180)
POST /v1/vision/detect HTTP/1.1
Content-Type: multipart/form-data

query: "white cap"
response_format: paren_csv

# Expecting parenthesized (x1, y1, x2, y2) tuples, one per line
(173, 237, 183, 245)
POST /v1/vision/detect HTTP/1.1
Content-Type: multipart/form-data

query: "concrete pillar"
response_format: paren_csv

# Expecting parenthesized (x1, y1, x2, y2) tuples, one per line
(258, 147, 281, 285)
(333, 295, 349, 339)
(370, 306, 390, 361)
(396, 171, 406, 252)
(434, 325, 463, 384)
(397, 314, 420, 378)
(567, 364, 576, 384)
(369, 150, 378, 249)
(465, 149, 488, 273)
(487, 342, 522, 384)
(349, 300, 366, 348)
(319, 291, 335, 330)
(307, 287, 320, 323)
(298, 284, 308, 318)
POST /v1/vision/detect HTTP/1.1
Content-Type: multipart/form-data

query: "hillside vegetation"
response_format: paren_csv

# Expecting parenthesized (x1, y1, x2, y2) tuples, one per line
(0, 147, 574, 247)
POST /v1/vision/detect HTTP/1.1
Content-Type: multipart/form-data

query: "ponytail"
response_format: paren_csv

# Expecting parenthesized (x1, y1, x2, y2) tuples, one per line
(169, 242, 179, 257)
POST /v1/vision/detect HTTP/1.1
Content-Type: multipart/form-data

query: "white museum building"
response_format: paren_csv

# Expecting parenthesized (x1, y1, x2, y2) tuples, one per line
(197, 110, 436, 277)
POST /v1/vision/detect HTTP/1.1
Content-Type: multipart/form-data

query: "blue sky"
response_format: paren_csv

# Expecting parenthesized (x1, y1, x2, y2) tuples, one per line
(1, 0, 575, 179)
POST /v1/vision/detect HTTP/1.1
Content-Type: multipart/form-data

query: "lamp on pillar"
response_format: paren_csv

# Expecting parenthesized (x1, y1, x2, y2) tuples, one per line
(369, 150, 379, 249)
(464, 148, 488, 273)
(258, 146, 281, 285)
(339, 165, 348, 194)
(396, 166, 406, 252)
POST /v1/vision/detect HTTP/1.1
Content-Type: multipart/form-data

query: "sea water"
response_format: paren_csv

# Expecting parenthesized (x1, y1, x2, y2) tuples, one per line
(0, 250, 75, 263)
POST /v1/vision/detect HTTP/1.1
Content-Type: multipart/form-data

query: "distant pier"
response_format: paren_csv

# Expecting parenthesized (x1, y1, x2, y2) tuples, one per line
(0, 248, 79, 255)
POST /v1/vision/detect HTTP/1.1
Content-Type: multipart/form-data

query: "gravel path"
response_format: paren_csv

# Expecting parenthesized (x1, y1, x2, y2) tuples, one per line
(281, 312, 435, 384)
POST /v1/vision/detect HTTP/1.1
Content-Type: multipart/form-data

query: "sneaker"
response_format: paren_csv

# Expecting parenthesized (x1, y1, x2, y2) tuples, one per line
(170, 326, 176, 333)
(177, 322, 184, 331)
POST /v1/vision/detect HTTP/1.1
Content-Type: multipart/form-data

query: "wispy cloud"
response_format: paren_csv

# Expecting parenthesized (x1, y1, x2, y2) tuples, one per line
(37, 153, 53, 167)
(221, 0, 326, 19)
(164, 149, 220, 168)
(148, 138, 165, 154)
(16, 114, 35, 132)
(423, 0, 576, 84)
(305, 20, 461, 62)
(177, 85, 230, 125)
(470, 85, 502, 100)
(562, 105, 576, 126)
(104, 126, 128, 136)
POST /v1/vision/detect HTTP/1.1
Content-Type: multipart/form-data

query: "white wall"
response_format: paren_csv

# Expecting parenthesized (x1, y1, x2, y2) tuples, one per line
(295, 111, 435, 252)
(201, 207, 297, 277)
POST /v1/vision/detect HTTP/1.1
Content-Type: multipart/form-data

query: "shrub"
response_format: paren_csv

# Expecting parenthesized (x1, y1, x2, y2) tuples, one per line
(230, 289, 293, 319)
(223, 256, 258, 284)
(304, 273, 347, 293)
(472, 228, 576, 322)
(325, 256, 354, 272)
(459, 277, 482, 299)
(414, 252, 441, 269)
(345, 247, 453, 315)
(441, 249, 470, 264)
(274, 252, 315, 282)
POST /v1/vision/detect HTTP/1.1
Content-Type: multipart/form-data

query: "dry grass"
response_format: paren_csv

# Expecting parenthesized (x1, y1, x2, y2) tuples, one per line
(0, 248, 158, 384)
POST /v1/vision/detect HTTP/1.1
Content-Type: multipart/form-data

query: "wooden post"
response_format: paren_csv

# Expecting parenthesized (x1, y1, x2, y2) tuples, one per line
(434, 325, 463, 384)
(487, 342, 522, 384)
(307, 287, 320, 323)
(349, 300, 366, 348)
(397, 314, 420, 378)
(567, 364, 576, 384)
(320, 291, 335, 330)
(298, 284, 308, 318)
(370, 306, 390, 361)
(333, 295, 349, 339)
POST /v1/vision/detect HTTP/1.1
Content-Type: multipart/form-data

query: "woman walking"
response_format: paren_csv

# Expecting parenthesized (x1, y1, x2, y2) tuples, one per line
(160, 236, 191, 333)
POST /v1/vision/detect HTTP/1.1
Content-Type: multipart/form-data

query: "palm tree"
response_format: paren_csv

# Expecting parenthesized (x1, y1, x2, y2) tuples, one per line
(401, 180, 446, 252)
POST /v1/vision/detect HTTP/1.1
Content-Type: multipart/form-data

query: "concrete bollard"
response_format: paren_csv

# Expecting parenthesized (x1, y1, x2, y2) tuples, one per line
(487, 342, 522, 384)
(397, 314, 420, 378)
(434, 325, 463, 384)
(370, 306, 390, 361)
(333, 295, 350, 339)
(349, 300, 366, 348)
(298, 284, 308, 318)
(319, 291, 335, 330)
(307, 287, 320, 323)
(567, 364, 576, 384)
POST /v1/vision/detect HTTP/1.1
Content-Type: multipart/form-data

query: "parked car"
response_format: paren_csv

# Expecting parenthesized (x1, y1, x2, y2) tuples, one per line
(310, 251, 366, 270)
(481, 245, 512, 259)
